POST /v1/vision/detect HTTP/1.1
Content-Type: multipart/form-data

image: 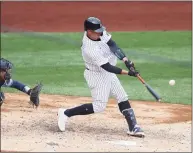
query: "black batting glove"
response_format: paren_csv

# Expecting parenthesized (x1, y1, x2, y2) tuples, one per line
(128, 70, 136, 77)
(125, 60, 135, 70)
(128, 67, 140, 77)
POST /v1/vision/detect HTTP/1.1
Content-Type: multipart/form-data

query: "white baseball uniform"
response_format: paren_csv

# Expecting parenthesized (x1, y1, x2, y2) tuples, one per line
(81, 32, 128, 113)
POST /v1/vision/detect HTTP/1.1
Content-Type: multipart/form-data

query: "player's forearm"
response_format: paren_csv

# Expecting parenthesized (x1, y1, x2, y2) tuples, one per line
(100, 31, 133, 64)
(121, 69, 129, 75)
(101, 62, 128, 75)
(8, 80, 31, 95)
(122, 57, 129, 62)
(101, 62, 122, 74)
(107, 39, 126, 60)
(107, 39, 134, 65)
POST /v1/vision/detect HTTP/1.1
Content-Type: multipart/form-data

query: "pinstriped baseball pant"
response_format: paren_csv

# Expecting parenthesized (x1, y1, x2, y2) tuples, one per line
(84, 69, 128, 113)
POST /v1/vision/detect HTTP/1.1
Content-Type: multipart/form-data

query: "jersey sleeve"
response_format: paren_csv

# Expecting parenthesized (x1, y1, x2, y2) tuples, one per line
(1, 79, 13, 87)
(85, 47, 108, 67)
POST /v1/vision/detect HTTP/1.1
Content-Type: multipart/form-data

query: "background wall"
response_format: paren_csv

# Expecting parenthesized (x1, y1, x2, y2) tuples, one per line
(1, 1, 192, 32)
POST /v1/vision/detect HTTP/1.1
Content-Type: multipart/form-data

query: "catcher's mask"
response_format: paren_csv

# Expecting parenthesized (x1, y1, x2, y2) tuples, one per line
(0, 58, 13, 81)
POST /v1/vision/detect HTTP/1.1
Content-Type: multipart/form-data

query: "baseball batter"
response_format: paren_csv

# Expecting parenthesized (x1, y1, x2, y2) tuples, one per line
(58, 17, 144, 137)
(0, 58, 42, 108)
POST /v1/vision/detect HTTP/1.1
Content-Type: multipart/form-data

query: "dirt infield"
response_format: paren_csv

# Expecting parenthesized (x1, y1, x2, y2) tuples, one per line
(1, 93, 192, 152)
(1, 1, 192, 152)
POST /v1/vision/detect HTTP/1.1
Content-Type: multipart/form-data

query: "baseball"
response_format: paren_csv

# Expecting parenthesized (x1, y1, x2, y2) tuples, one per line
(169, 80, 175, 86)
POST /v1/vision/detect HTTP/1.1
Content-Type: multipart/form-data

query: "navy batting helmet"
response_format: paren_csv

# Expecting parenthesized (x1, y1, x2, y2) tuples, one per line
(0, 58, 13, 71)
(84, 17, 106, 33)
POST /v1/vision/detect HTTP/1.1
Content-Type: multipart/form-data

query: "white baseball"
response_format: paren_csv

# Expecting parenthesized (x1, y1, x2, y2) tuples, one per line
(169, 80, 175, 86)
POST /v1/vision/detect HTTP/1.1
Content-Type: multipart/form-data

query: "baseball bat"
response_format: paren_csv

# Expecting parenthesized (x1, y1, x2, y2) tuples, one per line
(136, 74, 161, 102)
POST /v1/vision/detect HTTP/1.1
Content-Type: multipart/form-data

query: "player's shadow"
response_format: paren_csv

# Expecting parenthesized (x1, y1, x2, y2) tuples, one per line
(38, 119, 61, 133)
(41, 119, 126, 137)
(69, 123, 125, 137)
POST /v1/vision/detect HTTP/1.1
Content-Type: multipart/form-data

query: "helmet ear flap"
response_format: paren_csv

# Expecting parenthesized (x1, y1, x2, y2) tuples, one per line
(84, 20, 93, 31)
(84, 20, 87, 31)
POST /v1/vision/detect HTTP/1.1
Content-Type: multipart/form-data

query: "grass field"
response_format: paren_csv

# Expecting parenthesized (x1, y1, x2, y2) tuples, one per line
(1, 31, 192, 104)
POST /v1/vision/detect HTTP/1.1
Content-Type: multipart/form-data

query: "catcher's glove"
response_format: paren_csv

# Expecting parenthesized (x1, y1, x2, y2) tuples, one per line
(29, 82, 43, 108)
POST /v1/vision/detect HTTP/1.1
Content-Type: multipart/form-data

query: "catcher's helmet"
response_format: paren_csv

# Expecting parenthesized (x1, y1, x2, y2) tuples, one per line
(0, 58, 13, 71)
(84, 17, 105, 33)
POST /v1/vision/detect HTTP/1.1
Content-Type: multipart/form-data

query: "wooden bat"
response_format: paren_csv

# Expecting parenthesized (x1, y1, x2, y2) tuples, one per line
(136, 74, 161, 102)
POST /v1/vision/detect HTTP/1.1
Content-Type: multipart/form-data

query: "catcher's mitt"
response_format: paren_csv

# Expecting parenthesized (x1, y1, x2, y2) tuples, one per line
(29, 82, 43, 108)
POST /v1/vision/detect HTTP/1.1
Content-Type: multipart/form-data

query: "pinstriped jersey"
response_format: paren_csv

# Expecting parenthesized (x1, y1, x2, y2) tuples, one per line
(81, 32, 117, 73)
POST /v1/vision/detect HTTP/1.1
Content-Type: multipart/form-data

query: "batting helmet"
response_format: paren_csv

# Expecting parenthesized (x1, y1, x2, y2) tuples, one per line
(84, 17, 106, 33)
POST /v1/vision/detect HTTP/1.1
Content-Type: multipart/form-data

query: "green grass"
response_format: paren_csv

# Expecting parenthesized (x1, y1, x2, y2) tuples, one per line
(1, 31, 192, 104)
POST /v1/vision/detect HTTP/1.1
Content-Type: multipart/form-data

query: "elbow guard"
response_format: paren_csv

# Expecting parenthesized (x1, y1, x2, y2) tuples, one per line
(107, 39, 126, 60)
